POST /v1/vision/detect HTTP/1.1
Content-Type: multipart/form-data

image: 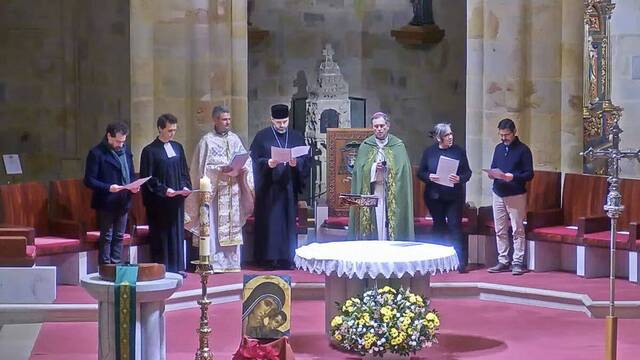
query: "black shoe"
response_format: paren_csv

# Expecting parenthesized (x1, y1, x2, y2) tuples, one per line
(458, 266, 469, 274)
(178, 270, 188, 279)
(487, 263, 510, 273)
(511, 264, 526, 276)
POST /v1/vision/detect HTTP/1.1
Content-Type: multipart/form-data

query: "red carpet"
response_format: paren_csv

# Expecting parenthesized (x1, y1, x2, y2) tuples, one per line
(54, 267, 639, 304)
(31, 297, 640, 359)
(32, 268, 640, 359)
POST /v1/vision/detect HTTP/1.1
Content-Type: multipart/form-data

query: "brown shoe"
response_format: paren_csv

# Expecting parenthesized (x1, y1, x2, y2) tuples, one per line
(487, 263, 510, 273)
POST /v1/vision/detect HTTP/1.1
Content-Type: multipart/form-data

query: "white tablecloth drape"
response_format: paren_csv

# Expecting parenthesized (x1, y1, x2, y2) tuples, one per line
(295, 241, 459, 279)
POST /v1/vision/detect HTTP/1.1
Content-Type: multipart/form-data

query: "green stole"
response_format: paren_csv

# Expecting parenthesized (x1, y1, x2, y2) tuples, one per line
(348, 134, 415, 241)
(115, 264, 138, 360)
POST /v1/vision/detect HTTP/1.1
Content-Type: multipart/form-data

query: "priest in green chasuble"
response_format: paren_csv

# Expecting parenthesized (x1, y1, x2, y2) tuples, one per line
(348, 112, 414, 241)
(186, 105, 254, 272)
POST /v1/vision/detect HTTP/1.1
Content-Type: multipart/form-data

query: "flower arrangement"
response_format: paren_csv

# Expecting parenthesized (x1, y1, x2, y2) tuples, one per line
(330, 286, 440, 357)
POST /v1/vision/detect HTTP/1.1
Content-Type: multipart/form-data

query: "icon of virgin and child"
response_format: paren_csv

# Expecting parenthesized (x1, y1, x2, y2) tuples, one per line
(242, 275, 291, 339)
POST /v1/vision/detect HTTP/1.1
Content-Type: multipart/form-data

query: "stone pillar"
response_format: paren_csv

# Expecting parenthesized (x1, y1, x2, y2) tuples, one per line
(209, 0, 249, 144)
(466, 0, 528, 206)
(466, 0, 485, 205)
(466, 0, 581, 205)
(130, 0, 248, 163)
(526, 0, 562, 171)
(560, 0, 584, 174)
(130, 0, 158, 166)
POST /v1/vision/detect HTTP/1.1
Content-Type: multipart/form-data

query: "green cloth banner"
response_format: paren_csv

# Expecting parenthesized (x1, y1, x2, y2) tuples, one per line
(114, 264, 138, 360)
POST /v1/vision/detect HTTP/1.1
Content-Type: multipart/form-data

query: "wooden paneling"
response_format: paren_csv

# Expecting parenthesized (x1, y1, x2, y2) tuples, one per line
(526, 170, 562, 211)
(49, 178, 97, 230)
(561, 173, 608, 225)
(0, 182, 49, 235)
(326, 128, 372, 217)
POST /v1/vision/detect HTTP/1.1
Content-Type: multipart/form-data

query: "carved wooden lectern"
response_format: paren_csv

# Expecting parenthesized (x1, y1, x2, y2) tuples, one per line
(339, 193, 378, 241)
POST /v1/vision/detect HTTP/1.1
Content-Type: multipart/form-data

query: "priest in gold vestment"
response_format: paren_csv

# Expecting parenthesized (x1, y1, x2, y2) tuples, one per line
(187, 106, 254, 271)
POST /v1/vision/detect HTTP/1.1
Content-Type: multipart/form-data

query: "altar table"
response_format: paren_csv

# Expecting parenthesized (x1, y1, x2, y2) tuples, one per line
(294, 241, 459, 334)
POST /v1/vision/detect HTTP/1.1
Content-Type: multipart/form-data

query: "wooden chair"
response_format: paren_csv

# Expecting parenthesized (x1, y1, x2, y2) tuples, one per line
(526, 173, 609, 277)
(0, 182, 87, 284)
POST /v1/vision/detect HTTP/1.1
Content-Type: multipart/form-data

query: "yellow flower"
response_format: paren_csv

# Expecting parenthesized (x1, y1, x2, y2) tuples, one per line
(362, 313, 370, 323)
(334, 333, 342, 341)
(330, 316, 343, 327)
(390, 328, 399, 338)
(345, 299, 353, 307)
(378, 286, 396, 294)
(383, 315, 391, 323)
(426, 312, 438, 322)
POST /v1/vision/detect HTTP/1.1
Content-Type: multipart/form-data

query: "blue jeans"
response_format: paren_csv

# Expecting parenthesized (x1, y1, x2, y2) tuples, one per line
(97, 210, 128, 264)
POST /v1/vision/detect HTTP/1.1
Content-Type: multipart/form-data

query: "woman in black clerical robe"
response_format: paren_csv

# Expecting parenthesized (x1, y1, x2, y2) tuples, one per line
(417, 123, 472, 273)
(140, 114, 192, 275)
(250, 104, 310, 269)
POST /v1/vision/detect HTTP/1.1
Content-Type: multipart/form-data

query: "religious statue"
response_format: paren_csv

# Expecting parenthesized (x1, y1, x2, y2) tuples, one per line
(409, 0, 435, 26)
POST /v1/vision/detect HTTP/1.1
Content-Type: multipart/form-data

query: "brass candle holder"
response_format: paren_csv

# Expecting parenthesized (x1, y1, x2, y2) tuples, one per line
(192, 185, 214, 360)
(192, 256, 214, 360)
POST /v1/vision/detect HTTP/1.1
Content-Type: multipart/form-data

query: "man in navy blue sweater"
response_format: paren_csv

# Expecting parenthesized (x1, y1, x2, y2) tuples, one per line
(486, 119, 533, 275)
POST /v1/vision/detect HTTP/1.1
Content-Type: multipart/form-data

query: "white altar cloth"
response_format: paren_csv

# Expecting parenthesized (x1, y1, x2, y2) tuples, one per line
(294, 241, 458, 334)
(294, 240, 459, 279)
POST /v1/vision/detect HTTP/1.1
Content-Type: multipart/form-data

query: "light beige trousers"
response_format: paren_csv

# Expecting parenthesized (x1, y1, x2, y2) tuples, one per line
(492, 192, 527, 266)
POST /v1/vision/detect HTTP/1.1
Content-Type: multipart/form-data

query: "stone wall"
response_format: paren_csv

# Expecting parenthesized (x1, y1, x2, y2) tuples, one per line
(466, 0, 584, 206)
(130, 0, 248, 167)
(248, 0, 467, 164)
(0, 0, 130, 183)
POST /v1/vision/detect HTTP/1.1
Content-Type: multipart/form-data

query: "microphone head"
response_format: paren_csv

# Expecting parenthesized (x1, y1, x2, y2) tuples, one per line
(381, 160, 387, 167)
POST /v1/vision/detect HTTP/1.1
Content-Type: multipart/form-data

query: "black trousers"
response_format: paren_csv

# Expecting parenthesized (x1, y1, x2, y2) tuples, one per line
(97, 210, 128, 265)
(424, 196, 468, 267)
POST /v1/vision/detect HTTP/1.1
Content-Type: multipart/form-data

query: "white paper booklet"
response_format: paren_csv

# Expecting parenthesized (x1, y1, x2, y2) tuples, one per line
(434, 156, 459, 188)
(270, 146, 310, 162)
(123, 176, 151, 190)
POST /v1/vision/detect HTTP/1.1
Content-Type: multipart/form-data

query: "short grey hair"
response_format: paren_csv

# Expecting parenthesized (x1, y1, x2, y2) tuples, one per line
(430, 123, 452, 142)
(370, 111, 390, 124)
(212, 105, 230, 119)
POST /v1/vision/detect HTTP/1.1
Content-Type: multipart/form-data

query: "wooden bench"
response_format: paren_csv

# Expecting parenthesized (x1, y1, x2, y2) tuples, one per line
(0, 235, 36, 267)
(474, 170, 561, 267)
(50, 178, 147, 265)
(0, 181, 89, 284)
(412, 165, 478, 237)
(526, 173, 609, 277)
(128, 192, 151, 263)
(578, 177, 640, 282)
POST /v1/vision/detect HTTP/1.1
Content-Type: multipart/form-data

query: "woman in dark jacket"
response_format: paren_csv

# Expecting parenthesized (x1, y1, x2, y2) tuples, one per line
(417, 123, 472, 273)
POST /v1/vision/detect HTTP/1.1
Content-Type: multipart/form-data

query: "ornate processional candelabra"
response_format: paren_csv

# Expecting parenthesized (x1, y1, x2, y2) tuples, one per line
(581, 2, 640, 359)
(192, 177, 214, 360)
(581, 119, 640, 360)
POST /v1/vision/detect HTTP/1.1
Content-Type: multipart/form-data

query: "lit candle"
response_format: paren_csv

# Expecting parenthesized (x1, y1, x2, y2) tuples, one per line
(199, 237, 210, 256)
(199, 175, 212, 192)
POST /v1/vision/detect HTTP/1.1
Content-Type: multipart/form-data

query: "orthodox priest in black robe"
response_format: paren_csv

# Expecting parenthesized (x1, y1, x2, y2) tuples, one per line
(250, 104, 310, 269)
(140, 114, 192, 276)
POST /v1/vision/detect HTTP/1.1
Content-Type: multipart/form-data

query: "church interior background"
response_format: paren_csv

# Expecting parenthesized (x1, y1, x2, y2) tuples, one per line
(2, 0, 640, 359)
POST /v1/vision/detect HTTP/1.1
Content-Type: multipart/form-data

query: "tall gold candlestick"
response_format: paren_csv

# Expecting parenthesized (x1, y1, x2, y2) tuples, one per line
(192, 180, 214, 360)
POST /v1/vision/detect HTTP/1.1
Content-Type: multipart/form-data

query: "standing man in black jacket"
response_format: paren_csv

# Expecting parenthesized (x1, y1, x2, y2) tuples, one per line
(84, 122, 139, 265)
(486, 119, 534, 275)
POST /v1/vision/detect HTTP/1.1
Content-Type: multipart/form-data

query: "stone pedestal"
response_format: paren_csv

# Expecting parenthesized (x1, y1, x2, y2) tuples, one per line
(81, 273, 183, 360)
(0, 266, 56, 303)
